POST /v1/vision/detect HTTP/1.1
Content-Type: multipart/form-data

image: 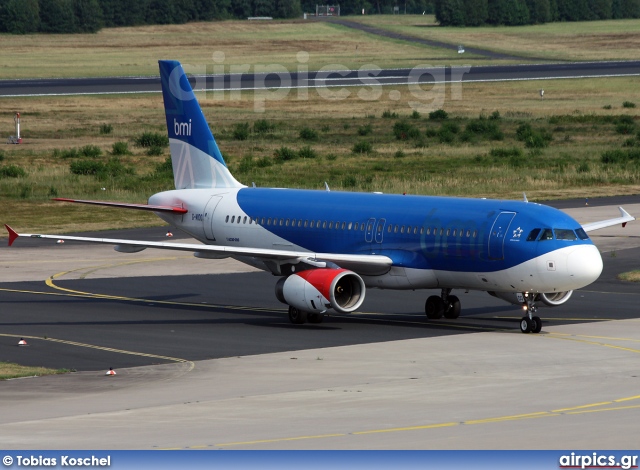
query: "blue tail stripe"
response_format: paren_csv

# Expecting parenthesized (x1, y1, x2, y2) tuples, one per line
(159, 60, 227, 168)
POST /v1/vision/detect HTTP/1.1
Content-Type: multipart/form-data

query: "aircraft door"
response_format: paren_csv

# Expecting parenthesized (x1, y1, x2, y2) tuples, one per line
(203, 196, 223, 241)
(364, 217, 375, 243)
(488, 211, 516, 260)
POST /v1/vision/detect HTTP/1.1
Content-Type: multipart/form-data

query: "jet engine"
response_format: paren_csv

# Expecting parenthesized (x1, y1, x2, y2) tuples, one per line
(275, 268, 365, 314)
(488, 290, 573, 307)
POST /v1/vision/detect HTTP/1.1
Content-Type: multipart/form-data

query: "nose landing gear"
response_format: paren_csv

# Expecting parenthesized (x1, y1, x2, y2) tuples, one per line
(520, 293, 542, 334)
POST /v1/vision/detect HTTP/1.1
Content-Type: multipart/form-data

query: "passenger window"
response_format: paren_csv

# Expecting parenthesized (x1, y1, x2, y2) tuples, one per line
(267, 218, 271, 225)
(225, 215, 229, 223)
(354, 222, 359, 231)
(539, 229, 554, 241)
(526, 228, 541, 241)
(304, 220, 308, 227)
(394, 225, 398, 233)
(367, 223, 373, 231)
(231, 216, 235, 223)
(446, 228, 450, 236)
(387, 225, 392, 233)
(348, 222, 352, 230)
(466, 229, 470, 237)
(323, 221, 327, 229)
(555, 229, 577, 241)
(243, 216, 247, 224)
(576, 228, 589, 240)
(377, 224, 383, 233)
(329, 222, 333, 229)
(452, 229, 457, 237)
(472, 230, 477, 237)
(420, 227, 425, 234)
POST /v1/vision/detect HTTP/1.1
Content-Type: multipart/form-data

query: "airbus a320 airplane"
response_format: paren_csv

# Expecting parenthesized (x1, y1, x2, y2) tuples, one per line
(5, 60, 635, 333)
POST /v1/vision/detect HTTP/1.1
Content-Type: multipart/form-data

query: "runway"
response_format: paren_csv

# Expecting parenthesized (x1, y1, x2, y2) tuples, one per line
(0, 199, 639, 449)
(1, 61, 639, 97)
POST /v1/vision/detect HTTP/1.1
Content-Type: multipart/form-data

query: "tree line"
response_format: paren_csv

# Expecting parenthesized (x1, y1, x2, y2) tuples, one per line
(1, 0, 637, 34)
(435, 0, 640, 26)
(0, 0, 303, 34)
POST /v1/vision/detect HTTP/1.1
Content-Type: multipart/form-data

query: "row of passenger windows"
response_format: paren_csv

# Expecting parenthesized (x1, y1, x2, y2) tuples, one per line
(526, 227, 589, 241)
(223, 215, 479, 238)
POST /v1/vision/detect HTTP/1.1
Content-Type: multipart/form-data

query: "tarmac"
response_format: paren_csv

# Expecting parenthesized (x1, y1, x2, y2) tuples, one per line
(0, 200, 638, 449)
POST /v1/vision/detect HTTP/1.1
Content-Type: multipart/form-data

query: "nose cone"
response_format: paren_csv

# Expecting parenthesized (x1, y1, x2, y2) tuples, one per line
(567, 244, 603, 288)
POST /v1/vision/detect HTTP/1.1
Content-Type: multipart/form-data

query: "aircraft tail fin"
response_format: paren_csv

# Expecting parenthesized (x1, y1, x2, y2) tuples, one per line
(158, 60, 243, 190)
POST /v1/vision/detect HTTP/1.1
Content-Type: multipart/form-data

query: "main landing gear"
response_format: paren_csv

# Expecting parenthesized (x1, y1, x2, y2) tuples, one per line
(288, 306, 324, 325)
(519, 293, 542, 334)
(425, 289, 460, 320)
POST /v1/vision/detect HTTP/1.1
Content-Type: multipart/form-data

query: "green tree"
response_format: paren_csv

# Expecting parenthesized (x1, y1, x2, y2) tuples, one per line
(619, 0, 640, 17)
(526, 0, 551, 23)
(72, 0, 103, 32)
(252, 0, 275, 16)
(0, 0, 40, 34)
(590, 0, 613, 18)
(275, 0, 302, 17)
(463, 0, 488, 25)
(39, 0, 76, 32)
(435, 0, 465, 25)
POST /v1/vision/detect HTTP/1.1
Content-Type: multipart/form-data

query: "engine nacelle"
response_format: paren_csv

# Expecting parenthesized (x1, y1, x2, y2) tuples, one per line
(488, 290, 573, 307)
(275, 268, 366, 314)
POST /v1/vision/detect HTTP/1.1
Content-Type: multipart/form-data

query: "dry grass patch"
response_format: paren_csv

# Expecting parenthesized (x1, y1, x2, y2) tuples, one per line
(0, 361, 68, 380)
(618, 270, 640, 282)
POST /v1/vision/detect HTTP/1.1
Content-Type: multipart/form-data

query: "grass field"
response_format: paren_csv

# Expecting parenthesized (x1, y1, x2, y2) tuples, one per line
(350, 15, 640, 62)
(0, 19, 638, 235)
(0, 20, 465, 80)
(1, 74, 639, 234)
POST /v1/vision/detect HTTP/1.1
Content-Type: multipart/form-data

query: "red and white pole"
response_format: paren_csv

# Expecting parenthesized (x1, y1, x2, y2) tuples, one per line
(14, 112, 21, 144)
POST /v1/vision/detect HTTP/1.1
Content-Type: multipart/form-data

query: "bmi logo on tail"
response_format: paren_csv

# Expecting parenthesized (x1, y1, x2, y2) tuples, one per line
(174, 118, 192, 136)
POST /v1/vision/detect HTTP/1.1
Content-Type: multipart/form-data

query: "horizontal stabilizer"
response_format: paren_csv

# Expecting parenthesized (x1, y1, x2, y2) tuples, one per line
(53, 198, 188, 214)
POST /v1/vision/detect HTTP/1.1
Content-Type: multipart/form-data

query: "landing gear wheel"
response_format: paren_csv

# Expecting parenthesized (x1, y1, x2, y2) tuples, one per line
(520, 316, 532, 333)
(444, 295, 461, 319)
(425, 296, 445, 319)
(307, 313, 324, 324)
(532, 316, 542, 333)
(288, 306, 308, 325)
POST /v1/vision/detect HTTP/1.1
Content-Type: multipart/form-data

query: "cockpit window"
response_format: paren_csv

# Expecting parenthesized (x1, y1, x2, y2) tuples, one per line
(526, 228, 541, 241)
(575, 228, 589, 240)
(554, 229, 577, 241)
(539, 229, 554, 241)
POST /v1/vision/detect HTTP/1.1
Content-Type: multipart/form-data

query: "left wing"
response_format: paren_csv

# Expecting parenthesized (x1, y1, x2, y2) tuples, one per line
(582, 207, 635, 232)
(4, 225, 392, 276)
